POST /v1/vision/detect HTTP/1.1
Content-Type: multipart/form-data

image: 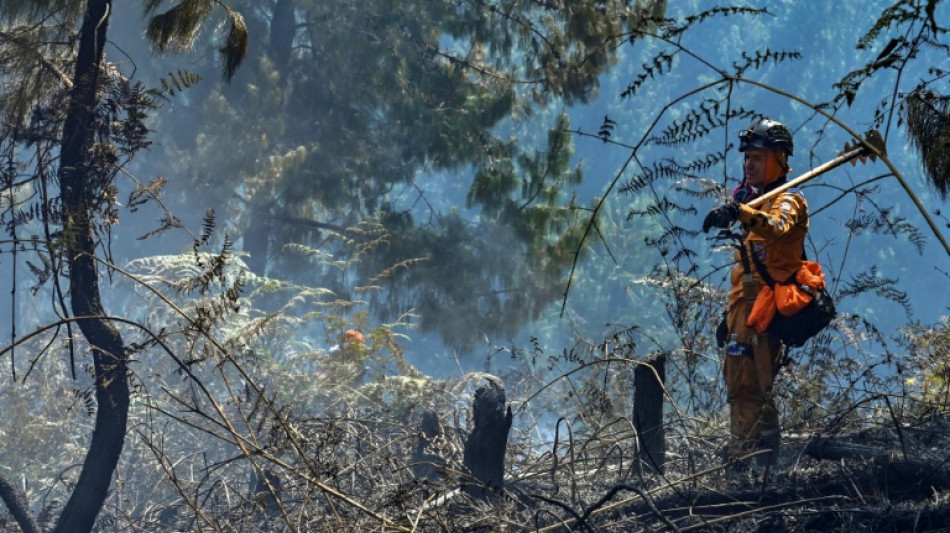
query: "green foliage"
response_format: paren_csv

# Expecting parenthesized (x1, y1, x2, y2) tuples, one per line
(145, 0, 246, 80)
(902, 318, 950, 407)
(835, 0, 947, 110)
(0, 0, 82, 20)
(145, 0, 215, 53)
(6, 1, 950, 531)
(0, 5, 79, 123)
(131, 0, 674, 349)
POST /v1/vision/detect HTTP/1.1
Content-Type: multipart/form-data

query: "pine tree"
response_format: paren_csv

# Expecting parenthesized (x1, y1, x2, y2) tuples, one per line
(127, 0, 670, 348)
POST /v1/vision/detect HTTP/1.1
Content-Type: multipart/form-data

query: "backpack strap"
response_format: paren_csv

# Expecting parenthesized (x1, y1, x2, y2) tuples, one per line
(749, 245, 777, 289)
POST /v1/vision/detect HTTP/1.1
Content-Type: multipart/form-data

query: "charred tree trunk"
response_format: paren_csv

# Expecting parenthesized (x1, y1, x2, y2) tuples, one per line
(462, 378, 512, 499)
(412, 410, 447, 481)
(0, 476, 39, 533)
(51, 1, 130, 532)
(633, 354, 666, 474)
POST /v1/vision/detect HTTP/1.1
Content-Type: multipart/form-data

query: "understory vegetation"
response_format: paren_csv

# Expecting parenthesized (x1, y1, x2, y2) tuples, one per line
(3, 1, 950, 532)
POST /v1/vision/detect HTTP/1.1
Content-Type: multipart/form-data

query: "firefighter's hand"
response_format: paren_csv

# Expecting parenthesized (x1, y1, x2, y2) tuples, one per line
(702, 202, 739, 233)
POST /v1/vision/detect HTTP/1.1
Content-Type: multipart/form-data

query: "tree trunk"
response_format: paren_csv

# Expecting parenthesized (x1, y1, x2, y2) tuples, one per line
(269, 0, 295, 68)
(462, 378, 512, 499)
(0, 476, 39, 533)
(412, 410, 447, 481)
(51, 1, 130, 532)
(633, 353, 666, 474)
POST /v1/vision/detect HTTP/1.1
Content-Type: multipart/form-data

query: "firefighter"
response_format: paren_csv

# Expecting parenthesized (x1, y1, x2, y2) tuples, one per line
(702, 118, 807, 467)
(327, 329, 368, 387)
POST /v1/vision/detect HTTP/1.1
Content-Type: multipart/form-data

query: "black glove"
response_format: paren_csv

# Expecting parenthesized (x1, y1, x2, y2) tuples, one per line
(716, 313, 729, 348)
(702, 202, 739, 233)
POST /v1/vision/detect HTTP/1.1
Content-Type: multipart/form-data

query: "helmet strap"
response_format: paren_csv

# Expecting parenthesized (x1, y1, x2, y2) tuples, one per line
(775, 150, 790, 173)
(763, 150, 788, 186)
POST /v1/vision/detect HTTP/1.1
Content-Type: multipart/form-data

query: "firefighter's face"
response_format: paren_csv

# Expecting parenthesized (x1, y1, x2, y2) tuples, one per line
(743, 149, 769, 186)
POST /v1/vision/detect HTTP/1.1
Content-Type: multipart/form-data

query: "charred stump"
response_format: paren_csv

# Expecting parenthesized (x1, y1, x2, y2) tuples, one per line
(250, 469, 283, 516)
(412, 410, 447, 481)
(462, 378, 512, 499)
(633, 353, 666, 474)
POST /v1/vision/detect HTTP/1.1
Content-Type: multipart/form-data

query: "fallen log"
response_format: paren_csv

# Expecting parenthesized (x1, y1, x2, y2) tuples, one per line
(804, 437, 879, 461)
(531, 454, 950, 531)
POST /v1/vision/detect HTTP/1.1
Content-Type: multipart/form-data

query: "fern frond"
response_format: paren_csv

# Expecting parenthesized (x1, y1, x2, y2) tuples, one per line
(856, 0, 916, 50)
(199, 208, 215, 246)
(70, 386, 97, 416)
(649, 106, 757, 148)
(138, 213, 184, 240)
(634, 152, 729, 186)
(597, 115, 617, 143)
(154, 69, 202, 98)
(641, 225, 699, 258)
(618, 173, 649, 195)
(620, 50, 677, 99)
(664, 6, 770, 38)
(26, 257, 52, 294)
(838, 266, 913, 318)
(363, 257, 429, 288)
(845, 206, 927, 253)
(127, 176, 167, 212)
(629, 197, 699, 219)
(731, 48, 802, 77)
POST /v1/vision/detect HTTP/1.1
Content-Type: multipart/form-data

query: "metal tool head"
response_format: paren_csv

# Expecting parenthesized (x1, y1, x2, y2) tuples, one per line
(842, 129, 887, 165)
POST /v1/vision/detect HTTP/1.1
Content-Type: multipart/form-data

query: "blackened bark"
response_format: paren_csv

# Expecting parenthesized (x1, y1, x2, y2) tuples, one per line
(412, 410, 446, 481)
(804, 438, 880, 461)
(462, 378, 512, 498)
(51, 1, 130, 532)
(633, 354, 666, 474)
(610, 459, 950, 527)
(0, 474, 39, 533)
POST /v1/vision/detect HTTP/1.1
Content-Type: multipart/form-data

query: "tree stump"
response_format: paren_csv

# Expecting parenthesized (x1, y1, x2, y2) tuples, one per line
(462, 378, 512, 499)
(412, 410, 447, 481)
(250, 468, 283, 516)
(633, 353, 666, 474)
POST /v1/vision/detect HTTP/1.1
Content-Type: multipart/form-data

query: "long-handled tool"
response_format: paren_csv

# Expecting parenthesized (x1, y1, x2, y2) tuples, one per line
(747, 130, 886, 209)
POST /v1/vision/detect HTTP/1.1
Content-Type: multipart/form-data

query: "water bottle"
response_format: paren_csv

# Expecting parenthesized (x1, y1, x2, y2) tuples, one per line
(726, 333, 752, 357)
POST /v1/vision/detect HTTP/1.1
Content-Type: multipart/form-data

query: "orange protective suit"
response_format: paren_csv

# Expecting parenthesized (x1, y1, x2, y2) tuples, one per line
(724, 181, 808, 459)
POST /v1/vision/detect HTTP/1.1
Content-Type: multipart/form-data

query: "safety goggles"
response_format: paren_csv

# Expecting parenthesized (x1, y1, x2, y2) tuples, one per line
(738, 128, 763, 143)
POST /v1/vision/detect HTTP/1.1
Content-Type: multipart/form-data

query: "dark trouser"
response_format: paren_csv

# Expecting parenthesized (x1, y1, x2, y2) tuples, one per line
(724, 296, 783, 458)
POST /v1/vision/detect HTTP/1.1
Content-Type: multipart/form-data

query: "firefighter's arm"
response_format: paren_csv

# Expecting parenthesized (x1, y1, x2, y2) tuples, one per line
(736, 192, 807, 239)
